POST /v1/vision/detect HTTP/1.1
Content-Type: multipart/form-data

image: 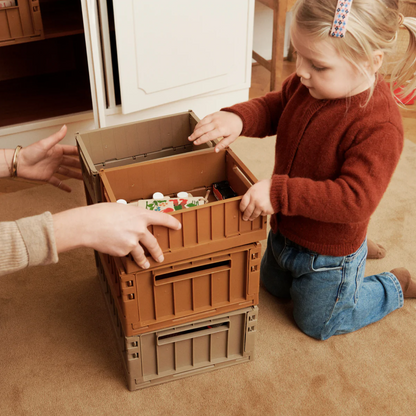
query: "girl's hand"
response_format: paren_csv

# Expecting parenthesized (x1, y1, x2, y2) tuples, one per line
(240, 179, 274, 221)
(17, 125, 82, 192)
(188, 111, 243, 153)
(53, 204, 182, 269)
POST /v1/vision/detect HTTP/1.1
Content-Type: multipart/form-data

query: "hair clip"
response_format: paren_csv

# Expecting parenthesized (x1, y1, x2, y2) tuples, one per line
(330, 0, 354, 38)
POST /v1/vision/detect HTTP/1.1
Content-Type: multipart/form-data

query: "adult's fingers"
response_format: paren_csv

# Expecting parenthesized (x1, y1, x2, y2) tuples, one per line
(42, 125, 68, 150)
(49, 176, 72, 193)
(145, 210, 182, 231)
(56, 165, 83, 180)
(61, 145, 80, 157)
(61, 155, 82, 170)
(130, 243, 150, 269)
(136, 229, 165, 264)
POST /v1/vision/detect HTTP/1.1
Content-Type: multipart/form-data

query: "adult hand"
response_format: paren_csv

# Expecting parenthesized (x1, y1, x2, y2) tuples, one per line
(188, 111, 243, 153)
(53, 203, 182, 269)
(240, 179, 274, 221)
(17, 125, 82, 192)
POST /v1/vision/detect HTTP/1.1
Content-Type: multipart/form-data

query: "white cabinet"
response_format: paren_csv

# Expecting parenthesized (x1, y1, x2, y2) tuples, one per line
(0, 0, 255, 146)
(111, 0, 253, 115)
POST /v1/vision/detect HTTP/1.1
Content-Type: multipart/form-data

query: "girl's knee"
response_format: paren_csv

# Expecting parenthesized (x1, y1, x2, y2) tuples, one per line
(293, 314, 332, 341)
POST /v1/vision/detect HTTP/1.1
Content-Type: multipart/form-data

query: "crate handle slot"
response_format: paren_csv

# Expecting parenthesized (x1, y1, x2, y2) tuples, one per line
(154, 260, 231, 286)
(232, 165, 254, 190)
(227, 148, 258, 186)
(157, 321, 230, 345)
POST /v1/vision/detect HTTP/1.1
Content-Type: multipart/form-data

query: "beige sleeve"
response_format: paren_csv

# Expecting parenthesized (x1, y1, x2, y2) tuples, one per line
(0, 212, 58, 276)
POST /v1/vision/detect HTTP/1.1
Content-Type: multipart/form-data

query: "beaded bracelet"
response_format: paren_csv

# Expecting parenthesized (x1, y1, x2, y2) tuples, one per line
(11, 145, 22, 178)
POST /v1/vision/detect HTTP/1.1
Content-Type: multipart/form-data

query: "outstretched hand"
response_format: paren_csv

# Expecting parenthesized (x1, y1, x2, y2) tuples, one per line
(188, 111, 243, 153)
(17, 125, 82, 192)
(53, 204, 182, 269)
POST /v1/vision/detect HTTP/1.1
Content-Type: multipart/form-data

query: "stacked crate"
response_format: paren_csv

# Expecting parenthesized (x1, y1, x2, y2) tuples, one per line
(76, 111, 267, 390)
(0, 0, 43, 46)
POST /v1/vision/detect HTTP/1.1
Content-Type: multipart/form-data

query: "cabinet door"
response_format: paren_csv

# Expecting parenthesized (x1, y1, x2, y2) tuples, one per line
(112, 0, 253, 114)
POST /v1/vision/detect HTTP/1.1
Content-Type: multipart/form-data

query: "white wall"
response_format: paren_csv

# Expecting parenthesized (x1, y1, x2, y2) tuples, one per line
(252, 2, 292, 61)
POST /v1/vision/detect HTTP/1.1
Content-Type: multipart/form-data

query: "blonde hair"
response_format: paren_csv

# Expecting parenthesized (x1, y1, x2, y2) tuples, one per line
(292, 0, 416, 105)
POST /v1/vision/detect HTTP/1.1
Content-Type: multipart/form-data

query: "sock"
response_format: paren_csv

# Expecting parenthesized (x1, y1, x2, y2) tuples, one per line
(367, 239, 386, 259)
(390, 268, 416, 298)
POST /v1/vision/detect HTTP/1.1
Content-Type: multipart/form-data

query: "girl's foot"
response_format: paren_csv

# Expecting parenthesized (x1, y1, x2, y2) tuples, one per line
(367, 239, 386, 259)
(391, 268, 416, 298)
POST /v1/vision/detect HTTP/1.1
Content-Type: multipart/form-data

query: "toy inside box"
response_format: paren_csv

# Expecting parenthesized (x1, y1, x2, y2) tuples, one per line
(98, 241, 260, 336)
(99, 148, 267, 271)
(76, 110, 216, 204)
(0, 0, 43, 46)
(96, 254, 257, 391)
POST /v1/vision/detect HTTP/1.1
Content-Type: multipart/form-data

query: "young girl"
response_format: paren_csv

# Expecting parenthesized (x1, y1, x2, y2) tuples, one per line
(188, 0, 416, 340)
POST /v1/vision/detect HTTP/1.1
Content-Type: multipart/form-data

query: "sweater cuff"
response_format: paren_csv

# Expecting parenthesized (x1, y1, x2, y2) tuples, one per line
(16, 212, 58, 268)
(221, 106, 253, 137)
(270, 174, 288, 214)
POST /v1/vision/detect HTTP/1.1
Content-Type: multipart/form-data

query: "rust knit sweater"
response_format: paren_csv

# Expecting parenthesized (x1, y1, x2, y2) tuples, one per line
(223, 73, 404, 256)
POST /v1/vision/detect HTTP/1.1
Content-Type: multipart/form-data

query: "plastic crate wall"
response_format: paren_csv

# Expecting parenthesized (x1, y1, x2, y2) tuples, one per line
(98, 241, 261, 335)
(97, 254, 257, 391)
(0, 0, 43, 46)
(76, 110, 214, 204)
(99, 148, 267, 269)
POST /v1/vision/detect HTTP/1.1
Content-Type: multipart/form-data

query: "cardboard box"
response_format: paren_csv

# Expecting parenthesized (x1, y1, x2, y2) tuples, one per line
(99, 148, 267, 269)
(97, 257, 258, 391)
(76, 110, 215, 203)
(97, 242, 261, 336)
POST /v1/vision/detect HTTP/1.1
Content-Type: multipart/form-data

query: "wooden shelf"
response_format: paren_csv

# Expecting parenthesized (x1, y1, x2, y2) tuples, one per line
(41, 0, 84, 39)
(0, 70, 92, 128)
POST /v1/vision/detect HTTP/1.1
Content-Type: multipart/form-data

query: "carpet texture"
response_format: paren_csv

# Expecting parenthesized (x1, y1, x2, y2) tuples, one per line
(1, 138, 415, 416)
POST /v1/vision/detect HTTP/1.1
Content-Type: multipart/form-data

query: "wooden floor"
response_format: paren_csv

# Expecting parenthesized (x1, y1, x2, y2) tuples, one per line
(1, 62, 415, 195)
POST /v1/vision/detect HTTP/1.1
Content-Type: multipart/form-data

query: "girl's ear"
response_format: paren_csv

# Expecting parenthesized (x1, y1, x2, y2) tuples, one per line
(372, 50, 384, 72)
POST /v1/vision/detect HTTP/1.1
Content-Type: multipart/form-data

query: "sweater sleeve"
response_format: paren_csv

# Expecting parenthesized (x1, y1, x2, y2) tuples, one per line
(0, 212, 58, 276)
(270, 121, 404, 223)
(221, 73, 299, 138)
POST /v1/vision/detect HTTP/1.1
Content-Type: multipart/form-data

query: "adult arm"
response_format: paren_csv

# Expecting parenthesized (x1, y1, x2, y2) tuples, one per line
(0, 125, 82, 192)
(0, 212, 58, 277)
(53, 203, 181, 270)
(0, 204, 181, 277)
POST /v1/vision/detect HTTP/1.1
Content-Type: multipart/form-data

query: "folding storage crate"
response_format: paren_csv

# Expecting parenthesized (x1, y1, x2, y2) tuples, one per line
(99, 147, 267, 269)
(76, 110, 215, 204)
(0, 0, 43, 46)
(97, 252, 257, 391)
(98, 241, 261, 336)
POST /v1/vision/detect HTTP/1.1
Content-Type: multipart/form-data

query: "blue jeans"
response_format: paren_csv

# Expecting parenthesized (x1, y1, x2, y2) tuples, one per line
(261, 230, 404, 340)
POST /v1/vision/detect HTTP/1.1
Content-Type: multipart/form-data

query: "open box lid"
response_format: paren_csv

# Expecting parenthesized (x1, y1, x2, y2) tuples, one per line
(76, 110, 217, 174)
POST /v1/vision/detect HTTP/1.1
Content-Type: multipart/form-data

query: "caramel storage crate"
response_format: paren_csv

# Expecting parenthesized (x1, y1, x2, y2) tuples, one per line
(97, 255, 257, 391)
(98, 242, 261, 336)
(76, 110, 216, 204)
(0, 0, 43, 46)
(99, 148, 267, 270)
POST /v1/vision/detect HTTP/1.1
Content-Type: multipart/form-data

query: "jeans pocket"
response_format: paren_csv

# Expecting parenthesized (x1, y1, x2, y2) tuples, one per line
(310, 254, 345, 273)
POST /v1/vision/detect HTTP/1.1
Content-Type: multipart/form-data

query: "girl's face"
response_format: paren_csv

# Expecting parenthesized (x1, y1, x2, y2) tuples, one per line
(290, 25, 374, 100)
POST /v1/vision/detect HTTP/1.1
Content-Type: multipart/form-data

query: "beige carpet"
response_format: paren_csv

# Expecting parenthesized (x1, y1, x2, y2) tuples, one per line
(1, 138, 416, 416)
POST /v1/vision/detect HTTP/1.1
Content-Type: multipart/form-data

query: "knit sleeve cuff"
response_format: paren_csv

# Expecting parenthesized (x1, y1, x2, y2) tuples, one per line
(15, 212, 58, 268)
(220, 105, 253, 137)
(270, 174, 289, 214)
